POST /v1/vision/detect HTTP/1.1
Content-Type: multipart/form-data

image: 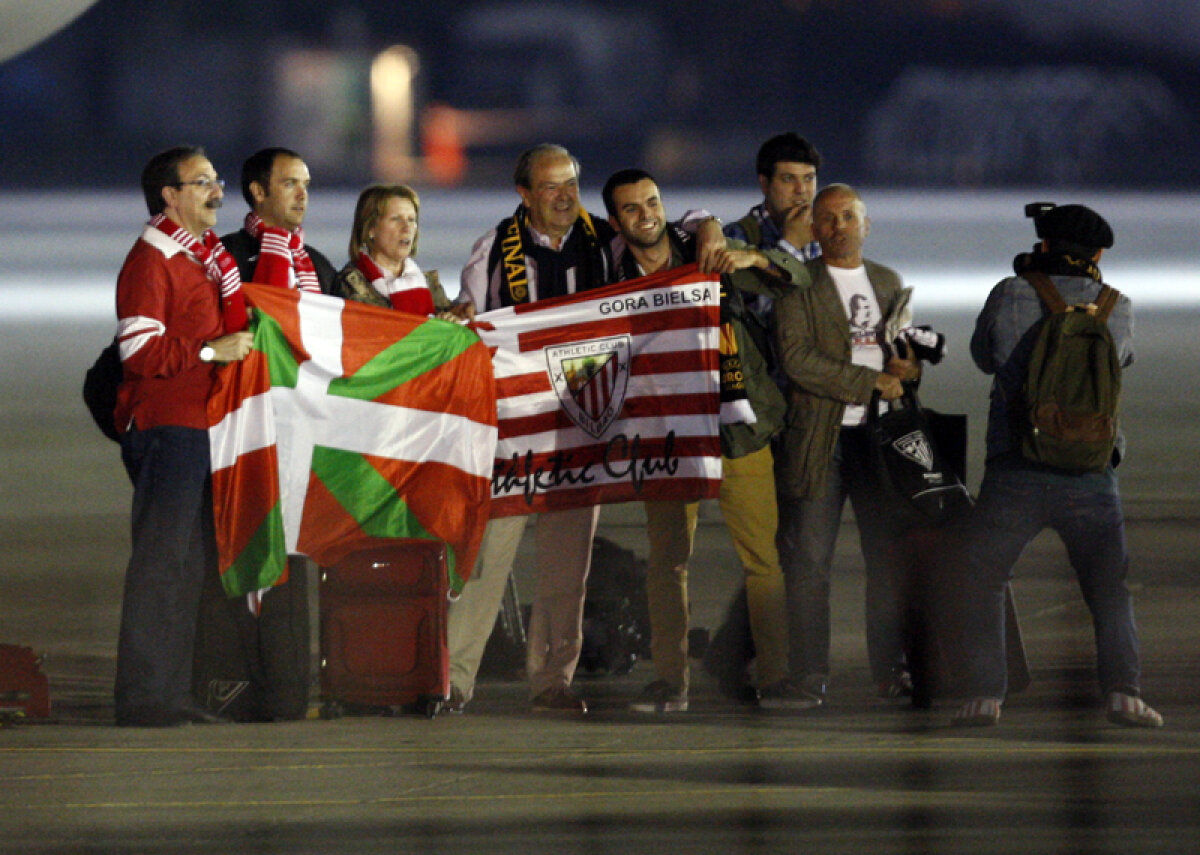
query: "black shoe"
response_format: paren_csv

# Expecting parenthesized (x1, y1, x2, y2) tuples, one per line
(799, 674, 828, 706)
(531, 686, 588, 714)
(877, 670, 915, 700)
(629, 680, 688, 714)
(757, 678, 823, 711)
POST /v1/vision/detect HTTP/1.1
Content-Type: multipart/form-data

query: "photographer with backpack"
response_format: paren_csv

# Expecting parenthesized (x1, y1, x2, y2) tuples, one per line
(952, 203, 1163, 729)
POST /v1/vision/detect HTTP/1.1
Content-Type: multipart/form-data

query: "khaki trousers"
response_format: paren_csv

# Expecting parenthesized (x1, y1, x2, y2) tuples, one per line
(643, 500, 699, 692)
(720, 445, 790, 687)
(447, 515, 526, 702)
(446, 506, 599, 701)
(525, 506, 601, 697)
(642, 445, 791, 691)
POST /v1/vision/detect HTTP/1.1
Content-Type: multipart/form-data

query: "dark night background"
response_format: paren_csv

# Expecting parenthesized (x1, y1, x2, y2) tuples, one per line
(3, 0, 1199, 190)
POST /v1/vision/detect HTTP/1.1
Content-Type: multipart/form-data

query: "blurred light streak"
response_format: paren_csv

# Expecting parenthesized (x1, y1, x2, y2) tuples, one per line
(371, 45, 420, 181)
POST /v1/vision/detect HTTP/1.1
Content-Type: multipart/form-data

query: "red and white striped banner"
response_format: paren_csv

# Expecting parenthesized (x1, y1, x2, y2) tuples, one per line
(474, 264, 723, 517)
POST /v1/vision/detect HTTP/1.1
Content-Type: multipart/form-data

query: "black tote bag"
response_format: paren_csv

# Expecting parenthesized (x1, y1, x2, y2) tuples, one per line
(868, 384, 973, 527)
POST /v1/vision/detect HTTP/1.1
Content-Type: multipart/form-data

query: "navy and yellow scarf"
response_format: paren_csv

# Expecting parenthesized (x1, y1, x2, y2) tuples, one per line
(488, 205, 609, 306)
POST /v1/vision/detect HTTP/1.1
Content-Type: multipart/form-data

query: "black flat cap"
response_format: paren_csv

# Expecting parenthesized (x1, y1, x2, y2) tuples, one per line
(1034, 203, 1114, 249)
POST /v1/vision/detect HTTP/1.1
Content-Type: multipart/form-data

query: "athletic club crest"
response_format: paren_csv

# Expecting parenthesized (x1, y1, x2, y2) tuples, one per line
(892, 430, 934, 471)
(546, 335, 631, 438)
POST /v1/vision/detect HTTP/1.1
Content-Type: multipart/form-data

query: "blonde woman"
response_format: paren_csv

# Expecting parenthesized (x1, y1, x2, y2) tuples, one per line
(334, 184, 472, 321)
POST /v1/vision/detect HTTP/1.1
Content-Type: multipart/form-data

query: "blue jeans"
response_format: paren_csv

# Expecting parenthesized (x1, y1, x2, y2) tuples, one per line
(115, 426, 214, 716)
(959, 468, 1141, 698)
(777, 427, 908, 684)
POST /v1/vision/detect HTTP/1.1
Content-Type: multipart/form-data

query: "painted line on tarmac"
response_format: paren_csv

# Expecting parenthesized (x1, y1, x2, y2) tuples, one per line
(2, 742, 1193, 759)
(11, 783, 1018, 813)
(1, 760, 412, 782)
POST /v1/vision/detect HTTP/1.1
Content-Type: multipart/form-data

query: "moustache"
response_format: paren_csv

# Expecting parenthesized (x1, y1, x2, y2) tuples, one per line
(204, 199, 223, 210)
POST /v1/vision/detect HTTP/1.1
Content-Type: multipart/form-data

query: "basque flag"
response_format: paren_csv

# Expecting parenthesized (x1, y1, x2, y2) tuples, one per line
(207, 284, 497, 597)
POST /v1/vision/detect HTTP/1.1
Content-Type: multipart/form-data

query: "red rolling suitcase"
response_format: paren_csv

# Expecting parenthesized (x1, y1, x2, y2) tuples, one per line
(319, 540, 450, 718)
(0, 644, 51, 722)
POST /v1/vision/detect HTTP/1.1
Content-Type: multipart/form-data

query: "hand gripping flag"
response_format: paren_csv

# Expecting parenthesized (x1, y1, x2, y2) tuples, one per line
(207, 283, 497, 597)
(474, 264, 724, 517)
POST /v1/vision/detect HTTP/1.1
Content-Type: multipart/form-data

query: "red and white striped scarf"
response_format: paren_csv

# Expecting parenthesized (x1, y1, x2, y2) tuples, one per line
(150, 213, 247, 331)
(244, 212, 321, 293)
(354, 251, 434, 317)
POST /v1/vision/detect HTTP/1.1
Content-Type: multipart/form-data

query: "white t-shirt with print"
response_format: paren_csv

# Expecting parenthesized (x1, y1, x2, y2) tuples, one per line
(827, 265, 884, 426)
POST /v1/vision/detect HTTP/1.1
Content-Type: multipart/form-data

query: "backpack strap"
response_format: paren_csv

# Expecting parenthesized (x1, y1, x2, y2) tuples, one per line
(1024, 270, 1067, 314)
(1028, 269, 1121, 321)
(736, 213, 762, 247)
(1093, 284, 1121, 323)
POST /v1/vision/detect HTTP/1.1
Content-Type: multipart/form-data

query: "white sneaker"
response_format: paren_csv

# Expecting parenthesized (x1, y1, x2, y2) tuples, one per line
(952, 697, 1002, 727)
(1106, 691, 1164, 728)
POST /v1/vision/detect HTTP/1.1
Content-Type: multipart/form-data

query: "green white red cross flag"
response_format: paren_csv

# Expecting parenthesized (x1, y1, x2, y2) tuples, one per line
(207, 283, 497, 597)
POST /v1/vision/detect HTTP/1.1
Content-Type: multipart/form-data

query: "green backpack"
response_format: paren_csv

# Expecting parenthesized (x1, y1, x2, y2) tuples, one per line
(1021, 271, 1122, 473)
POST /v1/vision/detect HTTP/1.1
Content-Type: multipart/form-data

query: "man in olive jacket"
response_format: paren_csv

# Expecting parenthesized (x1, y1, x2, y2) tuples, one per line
(774, 184, 921, 705)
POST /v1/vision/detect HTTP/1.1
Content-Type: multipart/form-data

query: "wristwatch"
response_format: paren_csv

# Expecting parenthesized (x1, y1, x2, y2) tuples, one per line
(199, 345, 216, 363)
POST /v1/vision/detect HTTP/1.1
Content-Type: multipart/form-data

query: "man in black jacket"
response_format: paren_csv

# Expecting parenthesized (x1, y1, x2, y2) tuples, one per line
(221, 147, 337, 293)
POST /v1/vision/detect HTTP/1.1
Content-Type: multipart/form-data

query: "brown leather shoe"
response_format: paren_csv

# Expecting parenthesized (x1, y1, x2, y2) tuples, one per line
(531, 685, 588, 714)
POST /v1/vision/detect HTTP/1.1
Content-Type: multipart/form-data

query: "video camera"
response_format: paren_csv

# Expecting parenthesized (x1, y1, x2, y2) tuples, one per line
(1025, 201, 1056, 219)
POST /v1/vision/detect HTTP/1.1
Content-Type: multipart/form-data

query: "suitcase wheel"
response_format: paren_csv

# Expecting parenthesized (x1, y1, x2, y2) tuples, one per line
(415, 696, 442, 718)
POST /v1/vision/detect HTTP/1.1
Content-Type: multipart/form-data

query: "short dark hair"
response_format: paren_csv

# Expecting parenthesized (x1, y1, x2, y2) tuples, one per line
(140, 145, 206, 216)
(756, 133, 822, 179)
(513, 143, 578, 189)
(601, 168, 657, 217)
(241, 147, 302, 208)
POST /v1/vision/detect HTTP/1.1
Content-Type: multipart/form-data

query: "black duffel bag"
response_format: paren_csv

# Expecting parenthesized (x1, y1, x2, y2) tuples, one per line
(868, 383, 972, 527)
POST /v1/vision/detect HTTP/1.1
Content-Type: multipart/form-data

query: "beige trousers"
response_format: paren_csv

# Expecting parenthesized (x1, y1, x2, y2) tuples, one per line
(446, 506, 599, 700)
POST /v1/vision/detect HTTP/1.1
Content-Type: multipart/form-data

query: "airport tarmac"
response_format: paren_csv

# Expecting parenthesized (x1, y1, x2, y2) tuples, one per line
(1, 507, 1199, 855)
